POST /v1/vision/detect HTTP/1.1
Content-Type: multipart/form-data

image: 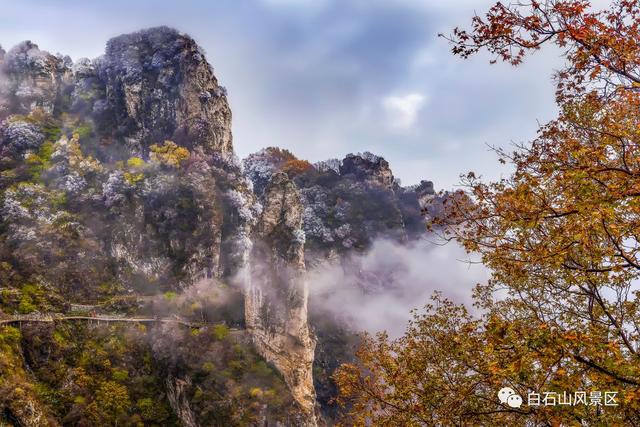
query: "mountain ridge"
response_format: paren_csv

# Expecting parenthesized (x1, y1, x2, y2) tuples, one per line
(0, 27, 439, 426)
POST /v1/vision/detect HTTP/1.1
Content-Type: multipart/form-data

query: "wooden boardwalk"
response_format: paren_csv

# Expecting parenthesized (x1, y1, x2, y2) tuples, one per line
(0, 313, 211, 328)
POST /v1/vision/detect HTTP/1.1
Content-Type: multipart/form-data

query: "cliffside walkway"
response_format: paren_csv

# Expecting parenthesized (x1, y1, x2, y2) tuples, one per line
(0, 313, 221, 329)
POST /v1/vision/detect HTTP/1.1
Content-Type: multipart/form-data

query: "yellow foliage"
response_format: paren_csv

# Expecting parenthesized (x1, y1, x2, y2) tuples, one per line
(149, 140, 190, 168)
(124, 172, 144, 185)
(126, 157, 145, 169)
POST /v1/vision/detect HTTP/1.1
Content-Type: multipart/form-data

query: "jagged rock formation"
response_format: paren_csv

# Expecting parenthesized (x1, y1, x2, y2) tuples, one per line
(0, 26, 442, 427)
(0, 28, 316, 426)
(166, 376, 198, 427)
(339, 152, 394, 189)
(244, 148, 438, 261)
(246, 171, 317, 425)
(97, 29, 233, 158)
(0, 41, 73, 117)
(243, 148, 443, 421)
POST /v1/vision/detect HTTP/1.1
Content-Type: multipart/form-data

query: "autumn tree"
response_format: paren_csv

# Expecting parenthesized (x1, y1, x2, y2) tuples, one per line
(336, 1, 640, 425)
(281, 159, 313, 178)
(335, 297, 502, 426)
(149, 140, 190, 168)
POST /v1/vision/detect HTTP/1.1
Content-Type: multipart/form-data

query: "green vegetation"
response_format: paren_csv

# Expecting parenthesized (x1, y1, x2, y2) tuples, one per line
(95, 381, 131, 423)
(124, 171, 144, 184)
(73, 121, 93, 140)
(16, 110, 63, 143)
(0, 317, 294, 426)
(25, 141, 54, 180)
(123, 157, 146, 184)
(163, 291, 177, 301)
(212, 323, 230, 341)
(16, 284, 46, 314)
(18, 294, 37, 314)
(111, 368, 129, 382)
(0, 30, 311, 427)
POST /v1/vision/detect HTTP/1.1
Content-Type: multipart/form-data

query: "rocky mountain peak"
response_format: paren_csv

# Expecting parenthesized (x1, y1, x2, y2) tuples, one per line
(339, 151, 394, 189)
(0, 27, 325, 426)
(2, 41, 73, 78)
(98, 26, 232, 158)
(0, 27, 443, 427)
(0, 41, 72, 116)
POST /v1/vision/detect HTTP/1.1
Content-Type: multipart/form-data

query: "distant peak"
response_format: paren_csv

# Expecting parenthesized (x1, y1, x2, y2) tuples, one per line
(340, 151, 394, 188)
(344, 151, 384, 164)
(2, 40, 54, 73)
(106, 26, 190, 51)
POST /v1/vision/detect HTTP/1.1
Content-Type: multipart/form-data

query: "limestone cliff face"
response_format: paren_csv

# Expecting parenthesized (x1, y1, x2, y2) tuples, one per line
(246, 171, 317, 425)
(0, 27, 319, 426)
(244, 149, 446, 422)
(0, 26, 448, 426)
(98, 27, 233, 158)
(0, 41, 73, 118)
(166, 376, 198, 427)
(339, 152, 395, 189)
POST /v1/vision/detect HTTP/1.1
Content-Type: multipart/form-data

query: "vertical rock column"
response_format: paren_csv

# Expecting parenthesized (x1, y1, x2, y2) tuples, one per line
(245, 171, 317, 426)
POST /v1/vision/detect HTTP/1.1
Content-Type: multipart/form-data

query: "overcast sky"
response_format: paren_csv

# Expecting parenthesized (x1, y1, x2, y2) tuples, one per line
(0, 0, 566, 189)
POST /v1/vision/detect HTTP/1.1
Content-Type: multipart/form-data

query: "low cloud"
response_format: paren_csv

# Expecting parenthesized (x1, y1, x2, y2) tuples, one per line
(308, 237, 488, 337)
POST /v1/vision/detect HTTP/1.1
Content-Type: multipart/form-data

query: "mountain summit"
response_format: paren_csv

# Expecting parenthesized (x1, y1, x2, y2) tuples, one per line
(0, 27, 438, 426)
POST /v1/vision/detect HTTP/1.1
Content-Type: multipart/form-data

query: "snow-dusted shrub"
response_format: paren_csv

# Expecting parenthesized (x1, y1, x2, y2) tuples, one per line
(102, 171, 131, 208)
(358, 151, 382, 163)
(0, 119, 44, 155)
(242, 149, 280, 196)
(314, 158, 341, 174)
(3, 41, 50, 74)
(60, 173, 87, 194)
(226, 189, 260, 224)
(299, 186, 334, 243)
(292, 228, 306, 245)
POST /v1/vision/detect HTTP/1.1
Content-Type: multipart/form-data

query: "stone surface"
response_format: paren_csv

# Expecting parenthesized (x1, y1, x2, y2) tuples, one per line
(245, 171, 317, 426)
(0, 26, 446, 426)
(0, 27, 316, 426)
(96, 28, 233, 158)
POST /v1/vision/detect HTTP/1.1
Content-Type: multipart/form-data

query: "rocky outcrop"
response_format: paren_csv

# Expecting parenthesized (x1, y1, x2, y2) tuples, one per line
(0, 27, 318, 426)
(243, 146, 298, 197)
(246, 171, 317, 425)
(0, 41, 73, 117)
(0, 26, 446, 426)
(96, 27, 233, 158)
(243, 149, 445, 424)
(244, 150, 434, 259)
(339, 152, 394, 189)
(166, 376, 198, 427)
(244, 147, 429, 251)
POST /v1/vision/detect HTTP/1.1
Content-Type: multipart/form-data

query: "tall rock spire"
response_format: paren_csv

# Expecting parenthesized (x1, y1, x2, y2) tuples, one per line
(246, 171, 318, 425)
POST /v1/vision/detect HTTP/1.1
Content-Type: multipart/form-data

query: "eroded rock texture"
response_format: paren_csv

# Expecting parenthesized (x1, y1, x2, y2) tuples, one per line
(97, 28, 233, 158)
(243, 148, 446, 421)
(246, 171, 317, 426)
(0, 27, 316, 426)
(0, 25, 443, 427)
